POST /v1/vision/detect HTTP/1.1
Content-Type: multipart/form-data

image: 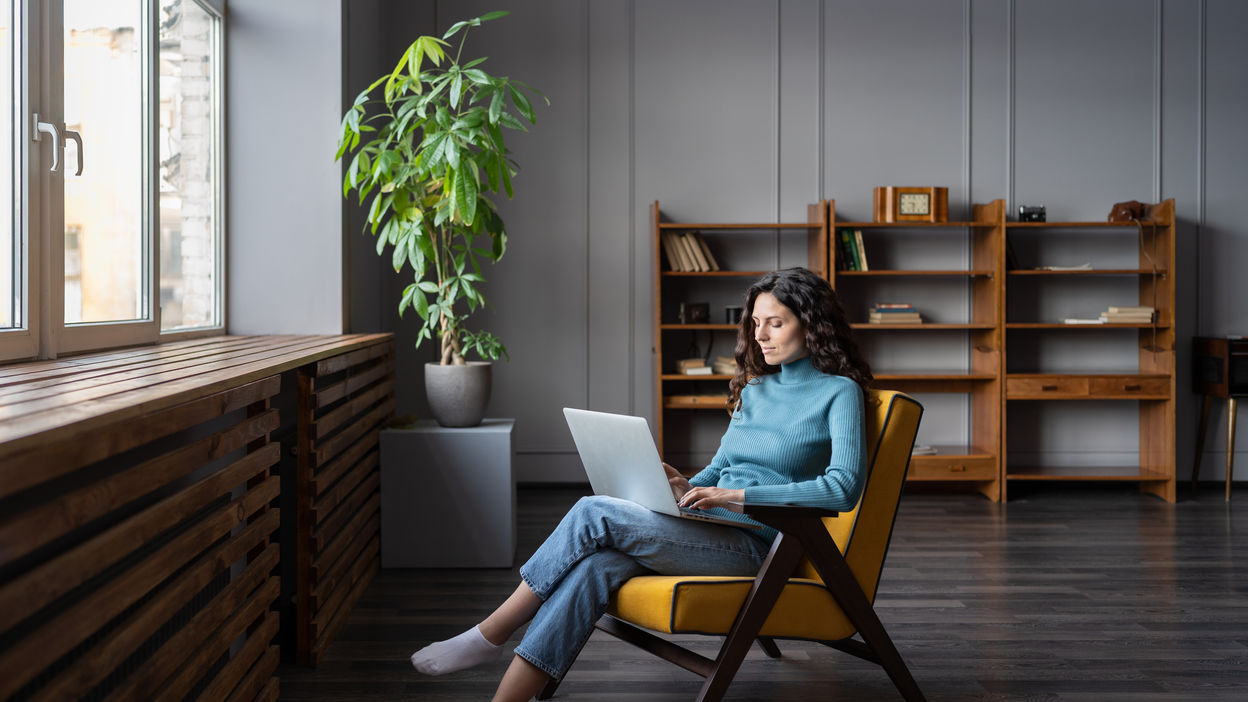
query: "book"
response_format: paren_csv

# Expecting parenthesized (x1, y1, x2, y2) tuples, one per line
(680, 232, 708, 272)
(872, 302, 915, 310)
(682, 366, 713, 376)
(911, 445, 938, 456)
(838, 229, 858, 271)
(1062, 318, 1105, 325)
(1041, 263, 1093, 271)
(675, 358, 706, 372)
(854, 229, 869, 271)
(712, 361, 737, 375)
(869, 314, 922, 324)
(660, 232, 686, 272)
(691, 231, 720, 271)
(1107, 306, 1154, 314)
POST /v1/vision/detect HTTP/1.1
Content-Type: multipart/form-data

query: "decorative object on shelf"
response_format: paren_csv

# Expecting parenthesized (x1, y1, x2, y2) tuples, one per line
(712, 355, 738, 375)
(868, 302, 921, 324)
(1107, 200, 1147, 222)
(725, 305, 743, 324)
(1018, 205, 1046, 222)
(1100, 306, 1154, 324)
(677, 301, 710, 324)
(336, 11, 547, 426)
(873, 186, 948, 223)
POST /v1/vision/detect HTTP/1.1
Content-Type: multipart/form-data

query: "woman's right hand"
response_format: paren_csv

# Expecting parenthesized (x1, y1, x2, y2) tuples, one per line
(662, 462, 691, 498)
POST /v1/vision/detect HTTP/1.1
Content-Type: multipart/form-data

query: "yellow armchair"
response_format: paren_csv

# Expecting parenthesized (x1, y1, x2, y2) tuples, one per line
(538, 390, 925, 702)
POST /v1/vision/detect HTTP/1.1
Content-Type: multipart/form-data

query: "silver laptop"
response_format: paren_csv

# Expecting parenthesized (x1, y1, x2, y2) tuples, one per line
(562, 408, 757, 529)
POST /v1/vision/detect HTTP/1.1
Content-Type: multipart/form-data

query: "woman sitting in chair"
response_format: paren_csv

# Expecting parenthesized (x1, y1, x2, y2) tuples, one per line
(410, 266, 873, 702)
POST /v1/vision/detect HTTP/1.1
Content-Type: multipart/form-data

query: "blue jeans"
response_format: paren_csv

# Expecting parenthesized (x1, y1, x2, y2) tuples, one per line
(514, 495, 773, 679)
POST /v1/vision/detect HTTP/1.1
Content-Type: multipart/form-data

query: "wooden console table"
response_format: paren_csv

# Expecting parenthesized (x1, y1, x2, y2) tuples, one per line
(0, 334, 395, 699)
(1192, 336, 1246, 500)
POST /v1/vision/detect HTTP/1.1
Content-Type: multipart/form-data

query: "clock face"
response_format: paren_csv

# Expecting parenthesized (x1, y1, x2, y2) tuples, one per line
(899, 193, 931, 216)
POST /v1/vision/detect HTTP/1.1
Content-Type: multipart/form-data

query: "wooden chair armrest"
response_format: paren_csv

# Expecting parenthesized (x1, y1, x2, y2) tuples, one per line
(726, 500, 838, 524)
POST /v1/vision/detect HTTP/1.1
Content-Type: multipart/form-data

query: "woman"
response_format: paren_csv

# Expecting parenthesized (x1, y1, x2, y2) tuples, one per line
(410, 267, 873, 701)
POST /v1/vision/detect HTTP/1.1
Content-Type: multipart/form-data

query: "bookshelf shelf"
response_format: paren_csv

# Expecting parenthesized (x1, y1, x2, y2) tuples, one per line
(1006, 465, 1171, 481)
(1008, 268, 1166, 276)
(659, 323, 738, 331)
(1006, 322, 1172, 329)
(838, 269, 994, 277)
(852, 323, 997, 330)
(661, 270, 774, 278)
(660, 374, 733, 381)
(659, 221, 820, 230)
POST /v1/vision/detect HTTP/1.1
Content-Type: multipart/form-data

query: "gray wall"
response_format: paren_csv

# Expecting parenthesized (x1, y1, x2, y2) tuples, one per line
(227, 0, 345, 334)
(337, 0, 1247, 483)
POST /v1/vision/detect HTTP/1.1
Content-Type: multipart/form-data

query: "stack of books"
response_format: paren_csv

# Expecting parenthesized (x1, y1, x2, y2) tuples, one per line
(836, 228, 869, 271)
(1100, 305, 1155, 324)
(676, 358, 713, 376)
(712, 355, 737, 375)
(868, 303, 921, 324)
(661, 231, 720, 272)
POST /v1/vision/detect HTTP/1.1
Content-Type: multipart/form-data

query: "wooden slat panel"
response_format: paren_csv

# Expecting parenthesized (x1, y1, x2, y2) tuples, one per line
(0, 335, 262, 381)
(0, 333, 391, 457)
(98, 558, 279, 702)
(0, 445, 280, 634)
(311, 495, 377, 582)
(310, 554, 379, 663)
(312, 397, 395, 467)
(312, 512, 380, 611)
(313, 340, 392, 377)
(0, 335, 280, 395)
(192, 612, 282, 702)
(0, 408, 279, 561)
(0, 475, 279, 699)
(29, 540, 279, 702)
(138, 579, 280, 702)
(219, 645, 281, 702)
(312, 434, 378, 498)
(312, 356, 392, 409)
(314, 481, 380, 554)
(311, 374, 393, 439)
(0, 374, 280, 499)
(312, 541, 380, 641)
(312, 448, 378, 526)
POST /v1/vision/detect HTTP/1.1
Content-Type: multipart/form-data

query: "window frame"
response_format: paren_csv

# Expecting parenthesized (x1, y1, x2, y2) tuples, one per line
(0, 0, 225, 363)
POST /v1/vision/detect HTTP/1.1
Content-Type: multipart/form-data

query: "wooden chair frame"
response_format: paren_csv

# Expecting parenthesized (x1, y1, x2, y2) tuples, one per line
(538, 393, 925, 702)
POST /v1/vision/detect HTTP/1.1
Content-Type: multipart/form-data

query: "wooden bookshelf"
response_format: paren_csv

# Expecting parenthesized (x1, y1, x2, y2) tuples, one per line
(1002, 199, 1176, 501)
(652, 200, 829, 461)
(828, 199, 1006, 500)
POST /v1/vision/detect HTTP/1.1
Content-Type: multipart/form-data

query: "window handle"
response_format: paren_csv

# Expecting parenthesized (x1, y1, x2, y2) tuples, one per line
(32, 113, 61, 173)
(64, 129, 84, 176)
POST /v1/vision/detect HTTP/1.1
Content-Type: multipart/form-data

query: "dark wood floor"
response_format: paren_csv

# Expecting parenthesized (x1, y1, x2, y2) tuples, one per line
(280, 483, 1248, 701)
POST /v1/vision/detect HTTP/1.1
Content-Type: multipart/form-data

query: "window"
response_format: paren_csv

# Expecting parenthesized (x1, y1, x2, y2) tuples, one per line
(0, 0, 223, 362)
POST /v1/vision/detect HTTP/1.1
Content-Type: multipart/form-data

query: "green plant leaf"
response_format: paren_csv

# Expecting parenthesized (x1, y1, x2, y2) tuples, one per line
(497, 111, 528, 132)
(488, 88, 504, 125)
(399, 283, 416, 318)
(375, 229, 388, 256)
(509, 85, 535, 123)
(418, 281, 440, 294)
(450, 71, 463, 109)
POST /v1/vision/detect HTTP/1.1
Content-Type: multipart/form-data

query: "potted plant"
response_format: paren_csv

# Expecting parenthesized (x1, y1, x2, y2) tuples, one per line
(337, 11, 545, 427)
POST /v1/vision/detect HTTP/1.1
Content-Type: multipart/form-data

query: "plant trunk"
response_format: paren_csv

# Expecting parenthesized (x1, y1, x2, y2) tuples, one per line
(439, 314, 465, 365)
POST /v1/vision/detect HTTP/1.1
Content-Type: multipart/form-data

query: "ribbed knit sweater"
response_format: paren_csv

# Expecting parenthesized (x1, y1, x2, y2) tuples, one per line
(687, 356, 867, 538)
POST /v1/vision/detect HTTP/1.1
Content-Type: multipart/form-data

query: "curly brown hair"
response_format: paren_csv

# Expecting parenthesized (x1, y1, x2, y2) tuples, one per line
(727, 267, 872, 412)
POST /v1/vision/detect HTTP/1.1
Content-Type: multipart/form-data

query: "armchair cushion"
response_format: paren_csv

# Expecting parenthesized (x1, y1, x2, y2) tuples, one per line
(610, 574, 857, 641)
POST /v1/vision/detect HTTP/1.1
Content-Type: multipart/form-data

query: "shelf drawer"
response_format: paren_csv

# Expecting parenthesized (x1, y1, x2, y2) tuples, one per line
(908, 457, 996, 481)
(1088, 377, 1169, 398)
(1006, 377, 1089, 398)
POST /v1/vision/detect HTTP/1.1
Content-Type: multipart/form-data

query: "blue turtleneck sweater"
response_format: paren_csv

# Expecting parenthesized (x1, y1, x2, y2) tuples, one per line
(687, 356, 867, 537)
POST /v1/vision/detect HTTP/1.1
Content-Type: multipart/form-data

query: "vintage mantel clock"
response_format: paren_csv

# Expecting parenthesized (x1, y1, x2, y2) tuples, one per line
(873, 186, 949, 223)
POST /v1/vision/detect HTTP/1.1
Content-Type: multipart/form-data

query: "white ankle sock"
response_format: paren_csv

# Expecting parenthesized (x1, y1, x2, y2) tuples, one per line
(409, 626, 503, 675)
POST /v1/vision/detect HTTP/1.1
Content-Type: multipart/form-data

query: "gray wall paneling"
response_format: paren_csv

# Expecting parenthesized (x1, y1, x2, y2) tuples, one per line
(336, 0, 1246, 483)
(227, 0, 345, 334)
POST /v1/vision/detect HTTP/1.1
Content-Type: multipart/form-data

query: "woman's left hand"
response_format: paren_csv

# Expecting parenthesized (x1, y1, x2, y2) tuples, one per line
(677, 486, 745, 511)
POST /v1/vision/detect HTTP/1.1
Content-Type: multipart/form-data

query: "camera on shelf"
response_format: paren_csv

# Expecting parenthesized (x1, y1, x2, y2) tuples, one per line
(677, 302, 710, 325)
(1018, 205, 1046, 222)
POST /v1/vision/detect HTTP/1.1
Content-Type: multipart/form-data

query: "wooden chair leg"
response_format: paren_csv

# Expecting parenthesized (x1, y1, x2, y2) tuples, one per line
(695, 534, 805, 702)
(1227, 397, 1238, 502)
(1193, 395, 1211, 489)
(756, 637, 781, 658)
(796, 521, 926, 702)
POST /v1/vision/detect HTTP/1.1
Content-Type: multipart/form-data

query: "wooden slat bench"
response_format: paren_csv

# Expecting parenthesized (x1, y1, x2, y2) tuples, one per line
(0, 333, 396, 699)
